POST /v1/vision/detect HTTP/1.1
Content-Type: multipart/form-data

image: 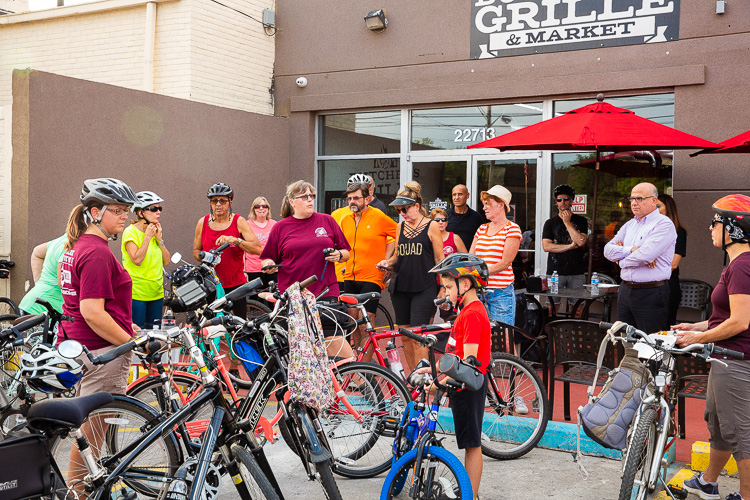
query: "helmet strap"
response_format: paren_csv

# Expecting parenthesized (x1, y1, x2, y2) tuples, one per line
(209, 204, 215, 222)
(86, 204, 117, 241)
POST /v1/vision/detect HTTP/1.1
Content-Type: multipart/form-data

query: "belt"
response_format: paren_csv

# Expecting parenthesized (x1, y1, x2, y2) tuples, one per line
(622, 280, 667, 289)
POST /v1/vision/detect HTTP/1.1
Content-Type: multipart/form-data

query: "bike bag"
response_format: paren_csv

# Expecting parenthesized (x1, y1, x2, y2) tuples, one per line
(0, 432, 52, 499)
(579, 347, 652, 450)
(233, 339, 264, 376)
(437, 353, 484, 392)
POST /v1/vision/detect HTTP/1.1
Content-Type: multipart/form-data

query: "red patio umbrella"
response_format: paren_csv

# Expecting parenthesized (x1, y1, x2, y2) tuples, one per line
(468, 95, 718, 279)
(690, 129, 750, 156)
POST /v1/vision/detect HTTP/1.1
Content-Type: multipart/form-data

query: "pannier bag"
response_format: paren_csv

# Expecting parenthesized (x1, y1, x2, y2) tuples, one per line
(0, 432, 52, 499)
(579, 347, 652, 450)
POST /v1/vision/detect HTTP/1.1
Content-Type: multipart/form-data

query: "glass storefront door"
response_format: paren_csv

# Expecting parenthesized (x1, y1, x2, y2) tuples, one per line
(411, 158, 469, 214)
(475, 157, 539, 285)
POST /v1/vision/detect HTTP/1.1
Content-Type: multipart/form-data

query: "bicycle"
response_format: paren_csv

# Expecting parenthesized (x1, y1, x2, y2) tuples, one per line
(380, 328, 478, 500)
(595, 321, 744, 500)
(345, 293, 550, 460)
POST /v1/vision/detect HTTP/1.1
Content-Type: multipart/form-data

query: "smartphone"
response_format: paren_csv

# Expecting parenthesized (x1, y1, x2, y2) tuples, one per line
(261, 264, 283, 271)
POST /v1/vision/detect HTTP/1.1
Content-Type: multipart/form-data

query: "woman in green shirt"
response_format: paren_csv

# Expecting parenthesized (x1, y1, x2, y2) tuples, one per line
(19, 233, 68, 315)
(122, 191, 171, 329)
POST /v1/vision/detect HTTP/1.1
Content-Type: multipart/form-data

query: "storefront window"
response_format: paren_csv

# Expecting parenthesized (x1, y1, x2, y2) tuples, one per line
(319, 111, 401, 156)
(411, 103, 543, 151)
(550, 92, 675, 281)
(477, 159, 538, 285)
(317, 159, 400, 218)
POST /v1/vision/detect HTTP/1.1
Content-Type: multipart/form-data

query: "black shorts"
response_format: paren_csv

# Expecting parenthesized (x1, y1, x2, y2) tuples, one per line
(392, 283, 438, 326)
(317, 299, 356, 338)
(343, 280, 381, 315)
(449, 374, 489, 449)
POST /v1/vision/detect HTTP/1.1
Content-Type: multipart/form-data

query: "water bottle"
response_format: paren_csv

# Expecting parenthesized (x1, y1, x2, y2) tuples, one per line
(386, 341, 406, 382)
(164, 476, 189, 500)
(591, 272, 600, 297)
(111, 481, 138, 500)
(551, 271, 559, 294)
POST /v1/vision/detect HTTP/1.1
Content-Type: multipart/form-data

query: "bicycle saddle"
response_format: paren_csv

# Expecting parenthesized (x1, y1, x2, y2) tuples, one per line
(339, 292, 381, 305)
(26, 392, 114, 431)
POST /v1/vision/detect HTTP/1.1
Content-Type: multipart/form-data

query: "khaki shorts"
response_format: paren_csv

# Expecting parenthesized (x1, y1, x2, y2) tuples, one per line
(704, 358, 750, 461)
(76, 345, 132, 396)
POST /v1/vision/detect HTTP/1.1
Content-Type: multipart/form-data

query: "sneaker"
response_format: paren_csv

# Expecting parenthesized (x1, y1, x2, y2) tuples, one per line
(725, 494, 745, 500)
(683, 473, 720, 500)
(514, 396, 529, 415)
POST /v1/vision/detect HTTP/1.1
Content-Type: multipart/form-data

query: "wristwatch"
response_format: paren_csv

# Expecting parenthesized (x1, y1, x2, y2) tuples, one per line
(236, 237, 243, 246)
(157, 240, 165, 247)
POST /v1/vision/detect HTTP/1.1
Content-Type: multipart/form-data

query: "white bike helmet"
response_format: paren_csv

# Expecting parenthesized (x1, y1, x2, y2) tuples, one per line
(132, 191, 164, 212)
(347, 173, 372, 186)
(81, 178, 137, 207)
(20, 344, 83, 394)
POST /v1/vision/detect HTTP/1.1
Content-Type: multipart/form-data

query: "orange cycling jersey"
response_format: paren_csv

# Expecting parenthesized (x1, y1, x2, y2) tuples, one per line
(331, 206, 352, 282)
(339, 207, 397, 289)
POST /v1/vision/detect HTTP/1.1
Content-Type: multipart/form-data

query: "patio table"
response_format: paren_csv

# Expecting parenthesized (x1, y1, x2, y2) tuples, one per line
(519, 285, 619, 324)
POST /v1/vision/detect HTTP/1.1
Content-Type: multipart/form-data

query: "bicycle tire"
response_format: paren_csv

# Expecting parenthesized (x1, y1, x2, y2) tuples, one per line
(49, 396, 180, 498)
(380, 446, 473, 500)
(0, 313, 19, 329)
(326, 361, 410, 478)
(618, 408, 658, 500)
(230, 444, 282, 500)
(290, 405, 343, 500)
(376, 303, 395, 330)
(315, 459, 343, 500)
(246, 299, 272, 321)
(127, 371, 213, 422)
(0, 298, 20, 316)
(480, 352, 549, 460)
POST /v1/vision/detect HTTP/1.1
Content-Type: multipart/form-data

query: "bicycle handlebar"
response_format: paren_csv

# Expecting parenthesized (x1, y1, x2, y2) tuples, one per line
(398, 328, 437, 347)
(0, 313, 47, 344)
(707, 344, 744, 360)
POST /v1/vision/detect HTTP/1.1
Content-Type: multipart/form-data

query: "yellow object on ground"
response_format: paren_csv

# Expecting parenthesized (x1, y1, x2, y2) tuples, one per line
(692, 441, 738, 475)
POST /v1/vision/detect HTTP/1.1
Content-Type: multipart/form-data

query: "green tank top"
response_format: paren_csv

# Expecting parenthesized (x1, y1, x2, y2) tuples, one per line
(19, 234, 67, 314)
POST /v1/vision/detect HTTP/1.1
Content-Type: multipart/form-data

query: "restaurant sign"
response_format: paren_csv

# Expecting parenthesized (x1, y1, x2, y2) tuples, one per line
(471, 0, 680, 59)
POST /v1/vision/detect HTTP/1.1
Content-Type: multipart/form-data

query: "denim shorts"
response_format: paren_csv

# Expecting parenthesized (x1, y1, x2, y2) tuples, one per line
(484, 284, 516, 326)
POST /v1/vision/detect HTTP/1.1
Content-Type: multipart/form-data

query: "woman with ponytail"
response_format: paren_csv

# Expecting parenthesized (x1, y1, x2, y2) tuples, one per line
(59, 178, 138, 396)
(377, 181, 445, 371)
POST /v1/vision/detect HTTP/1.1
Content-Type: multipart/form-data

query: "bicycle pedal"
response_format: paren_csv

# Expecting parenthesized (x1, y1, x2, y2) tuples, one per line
(667, 484, 688, 499)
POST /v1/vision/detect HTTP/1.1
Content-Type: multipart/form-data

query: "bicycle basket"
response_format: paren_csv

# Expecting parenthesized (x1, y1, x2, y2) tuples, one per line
(0, 432, 52, 498)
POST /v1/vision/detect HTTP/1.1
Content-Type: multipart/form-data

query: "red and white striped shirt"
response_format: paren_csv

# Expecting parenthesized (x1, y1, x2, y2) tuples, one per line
(474, 221, 522, 289)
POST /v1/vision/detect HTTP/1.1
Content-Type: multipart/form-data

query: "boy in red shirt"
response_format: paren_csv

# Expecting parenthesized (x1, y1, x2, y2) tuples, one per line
(430, 253, 491, 500)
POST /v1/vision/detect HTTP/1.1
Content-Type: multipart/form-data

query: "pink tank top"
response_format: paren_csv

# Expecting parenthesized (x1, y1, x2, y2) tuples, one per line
(443, 232, 459, 257)
(201, 214, 246, 288)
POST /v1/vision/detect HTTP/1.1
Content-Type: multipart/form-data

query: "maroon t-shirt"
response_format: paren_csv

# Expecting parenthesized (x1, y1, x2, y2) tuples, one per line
(708, 252, 750, 358)
(260, 213, 350, 298)
(446, 300, 492, 375)
(60, 234, 134, 350)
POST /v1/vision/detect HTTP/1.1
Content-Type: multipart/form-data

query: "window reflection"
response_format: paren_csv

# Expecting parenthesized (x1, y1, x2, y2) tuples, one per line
(317, 159, 400, 219)
(320, 111, 401, 156)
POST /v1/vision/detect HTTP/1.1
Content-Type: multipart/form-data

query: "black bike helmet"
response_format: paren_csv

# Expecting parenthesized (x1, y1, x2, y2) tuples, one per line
(553, 184, 575, 199)
(80, 178, 137, 207)
(206, 183, 234, 200)
(713, 194, 750, 245)
(429, 253, 489, 290)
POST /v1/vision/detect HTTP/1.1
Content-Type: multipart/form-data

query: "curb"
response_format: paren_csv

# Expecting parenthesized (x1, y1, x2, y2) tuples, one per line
(691, 441, 738, 475)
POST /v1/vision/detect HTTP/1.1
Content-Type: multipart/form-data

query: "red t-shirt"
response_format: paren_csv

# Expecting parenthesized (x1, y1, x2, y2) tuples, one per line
(60, 234, 134, 350)
(446, 299, 492, 374)
(260, 212, 351, 298)
(708, 252, 750, 358)
(201, 214, 246, 288)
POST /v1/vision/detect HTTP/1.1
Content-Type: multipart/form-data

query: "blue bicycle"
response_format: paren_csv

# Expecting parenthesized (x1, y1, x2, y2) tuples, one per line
(380, 328, 481, 500)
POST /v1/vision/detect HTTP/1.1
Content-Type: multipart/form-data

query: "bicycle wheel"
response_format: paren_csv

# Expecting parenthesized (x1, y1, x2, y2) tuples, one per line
(380, 446, 473, 500)
(376, 303, 395, 330)
(49, 396, 180, 498)
(127, 371, 206, 414)
(0, 298, 20, 316)
(230, 444, 281, 500)
(247, 299, 271, 321)
(619, 408, 658, 500)
(292, 405, 343, 500)
(480, 352, 549, 460)
(0, 313, 19, 330)
(326, 361, 410, 478)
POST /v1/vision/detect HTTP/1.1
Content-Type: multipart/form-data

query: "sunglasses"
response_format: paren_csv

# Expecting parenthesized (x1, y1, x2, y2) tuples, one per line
(105, 207, 129, 216)
(254, 204, 269, 209)
(556, 197, 571, 202)
(396, 205, 414, 214)
(626, 196, 654, 203)
(210, 199, 230, 205)
(433, 217, 447, 222)
(293, 194, 316, 201)
(144, 206, 163, 213)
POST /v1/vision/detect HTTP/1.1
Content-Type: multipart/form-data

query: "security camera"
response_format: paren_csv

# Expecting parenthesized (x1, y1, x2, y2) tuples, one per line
(296, 77, 308, 88)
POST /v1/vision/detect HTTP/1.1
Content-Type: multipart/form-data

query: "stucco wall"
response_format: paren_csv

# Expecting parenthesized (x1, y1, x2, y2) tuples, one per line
(10, 70, 290, 302)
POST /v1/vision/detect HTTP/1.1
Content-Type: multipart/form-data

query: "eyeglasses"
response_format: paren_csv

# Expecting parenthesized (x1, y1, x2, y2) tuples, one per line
(105, 207, 129, 216)
(710, 218, 722, 229)
(293, 194, 316, 201)
(396, 205, 414, 214)
(627, 196, 654, 203)
(144, 206, 163, 213)
(346, 196, 364, 202)
(210, 198, 230, 205)
(556, 197, 571, 202)
(254, 204, 269, 209)
(433, 217, 447, 222)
